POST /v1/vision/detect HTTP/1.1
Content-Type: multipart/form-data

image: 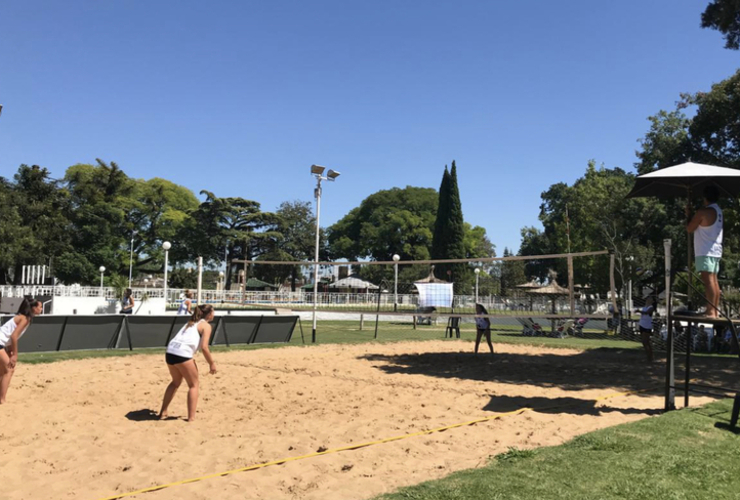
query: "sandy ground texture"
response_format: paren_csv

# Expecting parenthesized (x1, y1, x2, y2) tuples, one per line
(1, 340, 735, 500)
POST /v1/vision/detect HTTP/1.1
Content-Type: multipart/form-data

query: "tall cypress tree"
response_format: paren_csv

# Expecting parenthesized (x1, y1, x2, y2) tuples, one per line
(431, 161, 466, 283)
(431, 166, 450, 266)
(447, 161, 467, 283)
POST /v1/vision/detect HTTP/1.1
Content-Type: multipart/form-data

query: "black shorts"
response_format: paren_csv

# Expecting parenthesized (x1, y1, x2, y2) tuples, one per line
(165, 353, 192, 365)
(639, 326, 652, 335)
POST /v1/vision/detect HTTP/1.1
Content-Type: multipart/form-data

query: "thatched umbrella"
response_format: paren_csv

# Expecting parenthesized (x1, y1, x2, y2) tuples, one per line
(526, 281, 570, 314)
(515, 280, 541, 310)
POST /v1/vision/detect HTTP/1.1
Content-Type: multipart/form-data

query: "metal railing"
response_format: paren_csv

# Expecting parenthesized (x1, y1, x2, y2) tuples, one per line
(1, 285, 614, 315)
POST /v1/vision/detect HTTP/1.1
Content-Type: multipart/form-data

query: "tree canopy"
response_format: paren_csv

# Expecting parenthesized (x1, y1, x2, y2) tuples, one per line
(702, 0, 740, 50)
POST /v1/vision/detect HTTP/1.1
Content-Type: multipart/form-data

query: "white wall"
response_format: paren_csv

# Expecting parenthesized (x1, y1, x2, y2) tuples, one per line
(52, 297, 166, 315)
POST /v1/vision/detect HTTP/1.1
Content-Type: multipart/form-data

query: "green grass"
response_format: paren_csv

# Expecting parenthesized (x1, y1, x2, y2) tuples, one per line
(18, 319, 644, 365)
(374, 399, 740, 500)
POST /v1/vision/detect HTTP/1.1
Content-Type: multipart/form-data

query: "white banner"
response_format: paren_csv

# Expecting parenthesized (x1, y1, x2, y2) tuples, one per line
(414, 282, 453, 308)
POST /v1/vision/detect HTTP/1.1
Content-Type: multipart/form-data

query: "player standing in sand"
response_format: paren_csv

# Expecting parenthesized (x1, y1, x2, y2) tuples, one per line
(474, 303, 494, 355)
(0, 297, 43, 404)
(159, 304, 218, 421)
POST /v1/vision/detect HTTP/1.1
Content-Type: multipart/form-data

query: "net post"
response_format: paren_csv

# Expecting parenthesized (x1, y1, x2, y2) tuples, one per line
(567, 253, 575, 316)
(609, 251, 617, 315)
(664, 238, 676, 411)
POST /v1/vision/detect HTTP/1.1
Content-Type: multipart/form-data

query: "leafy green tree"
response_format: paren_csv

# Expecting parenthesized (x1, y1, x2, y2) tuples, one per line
(518, 162, 663, 296)
(128, 177, 200, 274)
(183, 191, 281, 289)
(500, 247, 526, 296)
(253, 200, 316, 290)
(634, 69, 740, 288)
(56, 160, 135, 284)
(329, 186, 438, 263)
(0, 165, 71, 284)
(702, 0, 740, 49)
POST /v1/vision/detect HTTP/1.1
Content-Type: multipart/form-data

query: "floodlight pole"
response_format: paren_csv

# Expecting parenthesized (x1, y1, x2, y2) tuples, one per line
(393, 254, 400, 312)
(312, 177, 323, 343)
(311, 165, 340, 343)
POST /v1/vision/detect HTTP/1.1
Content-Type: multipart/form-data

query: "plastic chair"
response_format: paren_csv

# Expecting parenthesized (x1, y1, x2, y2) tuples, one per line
(445, 316, 461, 338)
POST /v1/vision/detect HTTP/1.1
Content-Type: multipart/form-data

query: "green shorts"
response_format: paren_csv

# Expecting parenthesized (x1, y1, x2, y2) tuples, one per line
(695, 256, 720, 274)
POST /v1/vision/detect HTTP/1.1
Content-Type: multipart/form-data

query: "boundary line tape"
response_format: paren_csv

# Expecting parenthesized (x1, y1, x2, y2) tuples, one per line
(93, 386, 658, 500)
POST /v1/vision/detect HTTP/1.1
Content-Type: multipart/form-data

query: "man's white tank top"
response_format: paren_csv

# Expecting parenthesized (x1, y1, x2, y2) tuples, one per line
(166, 319, 204, 358)
(694, 203, 723, 258)
(0, 316, 27, 346)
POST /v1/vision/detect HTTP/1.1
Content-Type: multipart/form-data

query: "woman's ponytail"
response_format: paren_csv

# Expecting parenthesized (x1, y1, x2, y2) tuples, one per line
(187, 304, 214, 327)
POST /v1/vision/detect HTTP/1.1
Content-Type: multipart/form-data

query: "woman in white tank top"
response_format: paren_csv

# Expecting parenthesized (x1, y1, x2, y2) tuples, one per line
(177, 290, 193, 316)
(159, 304, 217, 422)
(1, 297, 43, 404)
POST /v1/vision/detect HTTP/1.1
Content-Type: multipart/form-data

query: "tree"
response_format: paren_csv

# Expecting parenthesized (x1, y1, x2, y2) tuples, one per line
(0, 165, 71, 284)
(635, 69, 740, 285)
(518, 162, 664, 296)
(57, 160, 135, 284)
(702, 0, 740, 50)
(500, 247, 526, 296)
(253, 200, 316, 290)
(127, 177, 200, 274)
(183, 191, 281, 289)
(431, 161, 467, 283)
(328, 186, 438, 263)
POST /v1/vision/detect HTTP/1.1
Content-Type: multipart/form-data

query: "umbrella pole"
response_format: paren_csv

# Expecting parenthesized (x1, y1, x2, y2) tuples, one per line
(687, 186, 693, 310)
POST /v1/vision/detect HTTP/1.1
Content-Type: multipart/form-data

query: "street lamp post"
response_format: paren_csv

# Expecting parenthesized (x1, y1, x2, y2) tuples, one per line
(162, 241, 171, 305)
(393, 254, 400, 312)
(475, 268, 480, 304)
(625, 255, 634, 316)
(144, 278, 149, 292)
(128, 230, 137, 288)
(310, 165, 341, 343)
(99, 266, 106, 297)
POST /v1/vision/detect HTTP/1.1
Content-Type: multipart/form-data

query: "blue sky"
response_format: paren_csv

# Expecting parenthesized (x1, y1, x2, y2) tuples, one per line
(1, 1, 737, 255)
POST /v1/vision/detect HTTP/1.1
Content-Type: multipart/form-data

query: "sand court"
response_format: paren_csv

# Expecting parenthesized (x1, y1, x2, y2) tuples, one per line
(0, 340, 727, 500)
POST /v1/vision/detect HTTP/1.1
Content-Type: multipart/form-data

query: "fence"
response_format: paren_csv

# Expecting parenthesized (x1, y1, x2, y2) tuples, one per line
(3, 314, 301, 353)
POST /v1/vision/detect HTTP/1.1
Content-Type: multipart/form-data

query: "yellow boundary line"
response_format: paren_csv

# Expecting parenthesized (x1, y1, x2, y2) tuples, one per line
(93, 386, 656, 500)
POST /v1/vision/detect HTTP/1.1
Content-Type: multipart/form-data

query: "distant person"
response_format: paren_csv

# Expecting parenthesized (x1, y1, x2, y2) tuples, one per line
(159, 304, 218, 422)
(474, 303, 494, 355)
(0, 297, 43, 404)
(608, 300, 623, 334)
(687, 185, 723, 318)
(120, 288, 134, 315)
(177, 290, 194, 316)
(636, 297, 656, 362)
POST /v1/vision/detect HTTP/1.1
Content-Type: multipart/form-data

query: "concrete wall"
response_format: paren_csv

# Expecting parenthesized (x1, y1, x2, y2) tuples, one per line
(51, 297, 166, 315)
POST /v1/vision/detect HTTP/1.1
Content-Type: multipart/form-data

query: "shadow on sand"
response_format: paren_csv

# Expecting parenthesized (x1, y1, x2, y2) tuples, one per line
(359, 347, 739, 416)
(125, 409, 179, 421)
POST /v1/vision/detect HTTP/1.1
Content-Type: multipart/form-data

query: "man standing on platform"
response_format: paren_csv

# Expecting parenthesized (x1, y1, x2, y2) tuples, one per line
(686, 185, 723, 318)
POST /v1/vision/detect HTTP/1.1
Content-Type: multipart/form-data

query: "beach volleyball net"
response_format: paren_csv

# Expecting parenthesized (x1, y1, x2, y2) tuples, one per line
(222, 249, 692, 349)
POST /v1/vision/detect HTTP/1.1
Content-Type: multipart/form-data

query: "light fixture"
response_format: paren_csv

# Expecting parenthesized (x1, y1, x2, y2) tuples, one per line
(327, 169, 341, 180)
(311, 164, 325, 175)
